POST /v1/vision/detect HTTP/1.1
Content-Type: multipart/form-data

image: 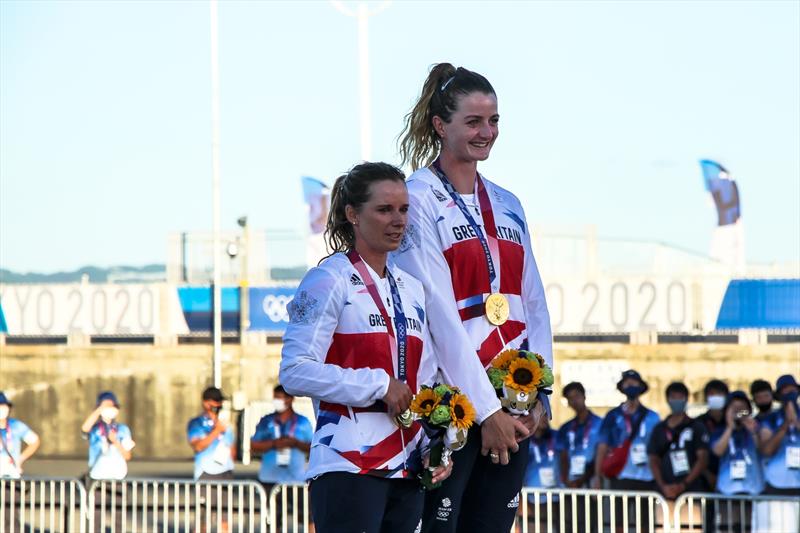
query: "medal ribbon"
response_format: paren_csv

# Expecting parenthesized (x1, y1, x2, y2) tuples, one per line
(347, 251, 408, 382)
(430, 160, 502, 301)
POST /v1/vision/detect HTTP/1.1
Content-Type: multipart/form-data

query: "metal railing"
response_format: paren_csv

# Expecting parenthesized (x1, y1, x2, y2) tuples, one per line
(517, 488, 671, 533)
(0, 477, 87, 533)
(673, 492, 800, 533)
(87, 478, 268, 532)
(267, 482, 312, 533)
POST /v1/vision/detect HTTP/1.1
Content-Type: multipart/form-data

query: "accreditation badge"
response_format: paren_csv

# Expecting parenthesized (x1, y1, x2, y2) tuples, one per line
(731, 459, 747, 480)
(485, 293, 509, 326)
(570, 455, 587, 478)
(539, 467, 556, 488)
(786, 446, 800, 469)
(669, 450, 690, 476)
(276, 448, 291, 467)
(630, 443, 647, 465)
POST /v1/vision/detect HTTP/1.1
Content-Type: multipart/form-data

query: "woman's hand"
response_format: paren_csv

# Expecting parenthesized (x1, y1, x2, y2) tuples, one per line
(424, 453, 454, 485)
(383, 377, 413, 417)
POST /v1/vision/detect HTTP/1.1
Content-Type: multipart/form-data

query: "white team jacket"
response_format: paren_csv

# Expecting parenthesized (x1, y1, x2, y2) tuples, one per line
(393, 167, 553, 422)
(279, 253, 437, 480)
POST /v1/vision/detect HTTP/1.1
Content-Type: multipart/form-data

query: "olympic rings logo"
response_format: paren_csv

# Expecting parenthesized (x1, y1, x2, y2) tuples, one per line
(261, 295, 292, 322)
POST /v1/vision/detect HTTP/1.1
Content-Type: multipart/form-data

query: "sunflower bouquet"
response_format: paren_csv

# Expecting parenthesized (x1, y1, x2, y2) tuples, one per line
(409, 383, 476, 489)
(487, 349, 554, 416)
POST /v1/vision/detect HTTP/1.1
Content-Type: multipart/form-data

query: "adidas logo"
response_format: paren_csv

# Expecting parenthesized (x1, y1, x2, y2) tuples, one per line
(507, 493, 519, 508)
(432, 188, 448, 202)
(350, 274, 364, 286)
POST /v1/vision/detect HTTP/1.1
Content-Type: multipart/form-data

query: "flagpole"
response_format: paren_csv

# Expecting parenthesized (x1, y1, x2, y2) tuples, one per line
(210, 0, 222, 389)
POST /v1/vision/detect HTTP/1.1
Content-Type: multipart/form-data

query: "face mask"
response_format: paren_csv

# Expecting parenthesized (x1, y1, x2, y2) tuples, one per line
(782, 391, 799, 403)
(622, 386, 642, 400)
(707, 395, 726, 410)
(100, 407, 118, 421)
(756, 402, 773, 414)
(272, 399, 288, 413)
(0, 405, 9, 420)
(668, 399, 687, 415)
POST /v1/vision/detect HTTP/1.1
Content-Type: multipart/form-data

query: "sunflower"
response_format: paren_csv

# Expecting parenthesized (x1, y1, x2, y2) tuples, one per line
(491, 349, 519, 370)
(449, 393, 476, 430)
(504, 357, 543, 394)
(410, 388, 440, 417)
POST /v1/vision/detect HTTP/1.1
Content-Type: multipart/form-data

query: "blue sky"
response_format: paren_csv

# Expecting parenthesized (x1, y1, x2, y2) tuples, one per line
(1, 0, 798, 272)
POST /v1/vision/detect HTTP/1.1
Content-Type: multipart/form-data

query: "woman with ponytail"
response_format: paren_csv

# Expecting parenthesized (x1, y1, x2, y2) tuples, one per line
(279, 162, 451, 532)
(393, 64, 553, 533)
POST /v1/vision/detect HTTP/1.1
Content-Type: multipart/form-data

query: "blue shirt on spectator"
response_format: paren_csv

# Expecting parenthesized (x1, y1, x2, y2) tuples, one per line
(712, 427, 765, 495)
(252, 412, 313, 483)
(0, 419, 37, 479)
(556, 411, 602, 484)
(761, 410, 800, 489)
(86, 421, 135, 480)
(187, 414, 235, 480)
(524, 428, 561, 503)
(598, 404, 660, 481)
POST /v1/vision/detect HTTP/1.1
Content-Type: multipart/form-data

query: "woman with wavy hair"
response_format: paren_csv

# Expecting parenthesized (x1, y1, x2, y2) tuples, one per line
(393, 64, 553, 533)
(280, 162, 451, 532)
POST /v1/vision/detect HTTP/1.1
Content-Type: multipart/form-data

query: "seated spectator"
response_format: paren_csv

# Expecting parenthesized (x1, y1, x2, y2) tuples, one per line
(696, 378, 729, 491)
(595, 370, 660, 530)
(758, 374, 800, 494)
(711, 390, 764, 494)
(751, 379, 775, 423)
(647, 382, 709, 500)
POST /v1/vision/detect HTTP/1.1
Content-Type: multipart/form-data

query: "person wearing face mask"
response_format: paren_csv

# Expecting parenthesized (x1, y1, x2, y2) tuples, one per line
(251, 385, 313, 488)
(758, 374, 800, 495)
(696, 378, 729, 491)
(594, 370, 660, 529)
(646, 382, 709, 500)
(187, 386, 235, 480)
(0, 391, 40, 479)
(710, 391, 764, 531)
(80, 391, 135, 480)
(750, 379, 775, 423)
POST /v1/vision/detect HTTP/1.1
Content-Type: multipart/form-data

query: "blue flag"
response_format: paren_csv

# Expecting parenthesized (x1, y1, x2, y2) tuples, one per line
(301, 177, 330, 234)
(700, 160, 740, 226)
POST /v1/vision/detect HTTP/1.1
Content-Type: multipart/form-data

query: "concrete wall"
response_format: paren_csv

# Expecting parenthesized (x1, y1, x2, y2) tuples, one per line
(0, 341, 797, 458)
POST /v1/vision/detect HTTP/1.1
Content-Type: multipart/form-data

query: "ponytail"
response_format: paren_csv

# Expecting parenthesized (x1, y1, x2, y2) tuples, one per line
(398, 63, 496, 171)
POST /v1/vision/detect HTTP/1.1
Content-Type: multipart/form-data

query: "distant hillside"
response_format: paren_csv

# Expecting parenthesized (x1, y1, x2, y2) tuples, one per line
(0, 264, 166, 284)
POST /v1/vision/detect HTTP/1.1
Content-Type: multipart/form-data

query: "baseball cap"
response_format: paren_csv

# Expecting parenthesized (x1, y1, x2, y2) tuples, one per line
(96, 391, 120, 407)
(202, 386, 225, 402)
(0, 391, 12, 407)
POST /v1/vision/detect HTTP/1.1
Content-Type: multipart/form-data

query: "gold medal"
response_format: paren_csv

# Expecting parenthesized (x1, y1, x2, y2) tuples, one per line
(485, 293, 509, 326)
(395, 409, 414, 428)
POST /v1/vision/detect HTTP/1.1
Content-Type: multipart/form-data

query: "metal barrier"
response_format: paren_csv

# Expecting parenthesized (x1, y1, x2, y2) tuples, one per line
(87, 478, 268, 532)
(0, 477, 87, 533)
(518, 488, 671, 533)
(673, 492, 800, 533)
(268, 483, 312, 533)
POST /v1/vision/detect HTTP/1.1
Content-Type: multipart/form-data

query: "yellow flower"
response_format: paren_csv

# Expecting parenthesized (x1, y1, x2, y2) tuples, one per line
(491, 349, 519, 370)
(504, 357, 543, 394)
(449, 393, 476, 430)
(410, 388, 440, 417)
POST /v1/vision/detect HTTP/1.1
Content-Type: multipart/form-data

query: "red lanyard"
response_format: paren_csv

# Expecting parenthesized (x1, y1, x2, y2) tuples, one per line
(571, 417, 593, 449)
(275, 415, 298, 438)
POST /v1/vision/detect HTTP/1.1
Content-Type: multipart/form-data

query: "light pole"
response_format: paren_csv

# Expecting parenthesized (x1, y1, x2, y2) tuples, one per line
(210, 0, 222, 389)
(330, 1, 391, 162)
